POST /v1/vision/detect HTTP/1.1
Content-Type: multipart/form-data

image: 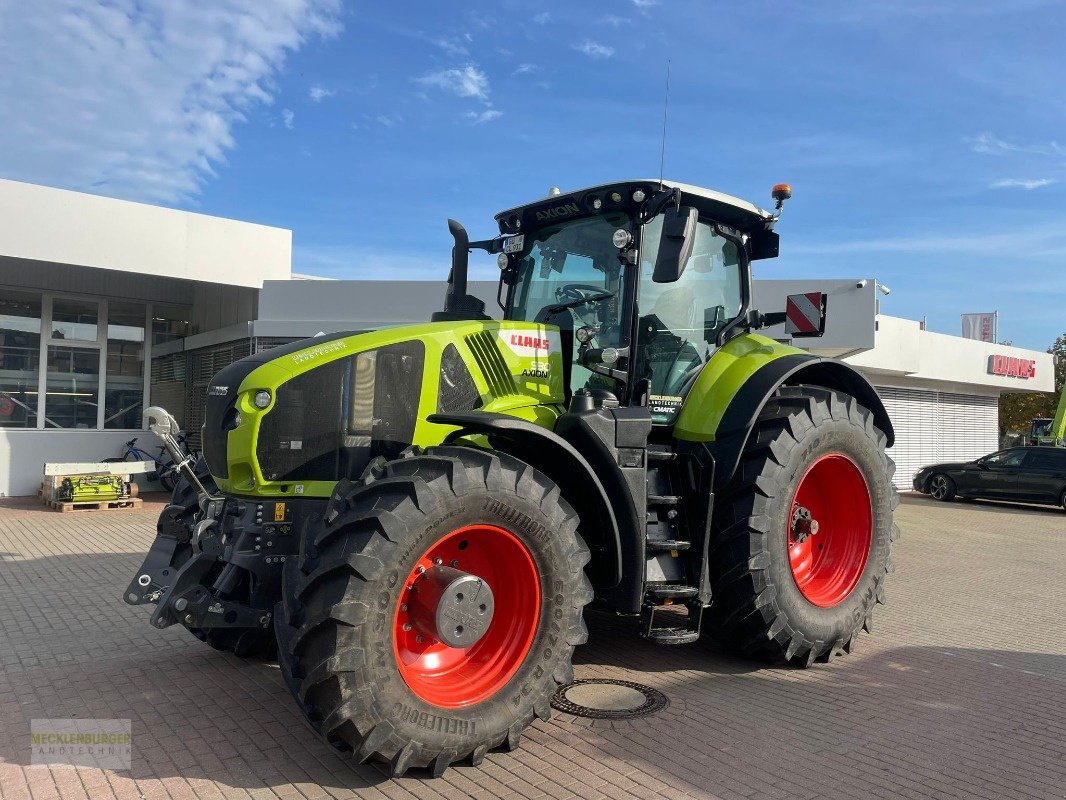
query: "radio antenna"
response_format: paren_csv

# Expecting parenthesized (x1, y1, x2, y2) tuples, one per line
(658, 59, 671, 190)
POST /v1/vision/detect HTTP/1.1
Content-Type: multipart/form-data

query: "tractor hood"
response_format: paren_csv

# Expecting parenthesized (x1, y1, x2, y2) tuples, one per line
(202, 321, 565, 498)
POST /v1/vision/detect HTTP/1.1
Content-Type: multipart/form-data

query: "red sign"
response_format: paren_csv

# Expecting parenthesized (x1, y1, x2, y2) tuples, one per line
(988, 355, 1036, 379)
(510, 334, 551, 352)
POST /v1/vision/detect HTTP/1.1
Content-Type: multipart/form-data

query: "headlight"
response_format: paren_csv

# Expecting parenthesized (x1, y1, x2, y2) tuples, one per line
(612, 228, 632, 248)
(233, 411, 242, 427)
(253, 390, 272, 409)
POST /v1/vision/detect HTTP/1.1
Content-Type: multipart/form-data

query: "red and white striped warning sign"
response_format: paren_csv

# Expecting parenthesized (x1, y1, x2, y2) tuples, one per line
(785, 292, 825, 336)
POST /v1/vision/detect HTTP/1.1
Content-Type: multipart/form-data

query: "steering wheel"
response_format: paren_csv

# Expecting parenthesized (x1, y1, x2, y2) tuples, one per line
(555, 283, 609, 303)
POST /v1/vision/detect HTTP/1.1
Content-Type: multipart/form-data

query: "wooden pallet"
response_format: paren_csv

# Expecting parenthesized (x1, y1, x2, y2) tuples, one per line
(45, 497, 142, 513)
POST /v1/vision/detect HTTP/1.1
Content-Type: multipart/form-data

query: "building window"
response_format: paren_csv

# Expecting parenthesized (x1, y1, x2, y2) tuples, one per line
(0, 290, 160, 431)
(105, 301, 145, 429)
(153, 308, 190, 345)
(0, 290, 42, 428)
(45, 345, 100, 428)
(51, 297, 99, 343)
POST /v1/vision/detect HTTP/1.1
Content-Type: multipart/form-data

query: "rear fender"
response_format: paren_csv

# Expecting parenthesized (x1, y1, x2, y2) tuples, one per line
(674, 334, 893, 489)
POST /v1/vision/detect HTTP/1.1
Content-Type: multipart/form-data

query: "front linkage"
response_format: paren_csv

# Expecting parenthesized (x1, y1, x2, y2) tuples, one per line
(123, 407, 293, 639)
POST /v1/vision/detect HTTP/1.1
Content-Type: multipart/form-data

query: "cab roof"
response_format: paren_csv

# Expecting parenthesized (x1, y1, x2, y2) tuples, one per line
(494, 179, 775, 235)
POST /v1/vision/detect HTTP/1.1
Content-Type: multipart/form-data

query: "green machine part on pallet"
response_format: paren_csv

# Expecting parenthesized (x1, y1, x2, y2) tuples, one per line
(55, 475, 129, 503)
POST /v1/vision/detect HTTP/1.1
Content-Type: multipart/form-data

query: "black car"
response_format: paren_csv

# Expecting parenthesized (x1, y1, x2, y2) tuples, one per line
(913, 447, 1066, 511)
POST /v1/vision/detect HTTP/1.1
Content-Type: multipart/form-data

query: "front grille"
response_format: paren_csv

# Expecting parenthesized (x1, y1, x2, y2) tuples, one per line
(465, 331, 516, 397)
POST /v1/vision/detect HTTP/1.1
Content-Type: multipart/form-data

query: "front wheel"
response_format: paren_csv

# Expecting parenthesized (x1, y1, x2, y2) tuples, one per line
(275, 446, 592, 776)
(928, 473, 955, 501)
(708, 386, 898, 665)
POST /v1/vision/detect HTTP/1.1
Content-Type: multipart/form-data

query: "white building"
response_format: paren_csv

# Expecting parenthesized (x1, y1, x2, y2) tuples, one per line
(0, 179, 290, 495)
(0, 180, 1054, 495)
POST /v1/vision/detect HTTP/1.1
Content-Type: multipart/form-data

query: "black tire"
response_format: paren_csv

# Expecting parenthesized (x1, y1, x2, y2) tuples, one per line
(160, 459, 277, 659)
(928, 473, 956, 501)
(708, 386, 898, 666)
(275, 445, 592, 777)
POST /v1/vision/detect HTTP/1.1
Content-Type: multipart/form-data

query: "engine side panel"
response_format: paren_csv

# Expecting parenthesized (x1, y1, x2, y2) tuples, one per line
(205, 321, 565, 498)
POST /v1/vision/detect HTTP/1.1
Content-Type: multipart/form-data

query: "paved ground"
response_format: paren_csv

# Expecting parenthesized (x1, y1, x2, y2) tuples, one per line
(0, 492, 1063, 800)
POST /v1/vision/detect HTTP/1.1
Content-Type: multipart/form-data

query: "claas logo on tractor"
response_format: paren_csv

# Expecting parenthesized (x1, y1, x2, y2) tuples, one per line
(125, 179, 897, 778)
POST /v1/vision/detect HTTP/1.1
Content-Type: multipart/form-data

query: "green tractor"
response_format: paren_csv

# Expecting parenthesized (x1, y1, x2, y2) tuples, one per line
(126, 179, 897, 776)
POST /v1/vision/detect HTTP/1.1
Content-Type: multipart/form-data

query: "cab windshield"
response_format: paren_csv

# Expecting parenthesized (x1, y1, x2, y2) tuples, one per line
(508, 212, 629, 349)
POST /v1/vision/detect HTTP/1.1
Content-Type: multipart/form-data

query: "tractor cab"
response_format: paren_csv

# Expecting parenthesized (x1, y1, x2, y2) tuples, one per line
(471, 181, 785, 422)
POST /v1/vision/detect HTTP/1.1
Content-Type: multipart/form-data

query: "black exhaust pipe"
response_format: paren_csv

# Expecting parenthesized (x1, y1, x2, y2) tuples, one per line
(431, 219, 488, 322)
(447, 218, 469, 306)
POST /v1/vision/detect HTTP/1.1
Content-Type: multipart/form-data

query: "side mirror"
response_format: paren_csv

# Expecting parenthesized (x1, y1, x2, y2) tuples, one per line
(784, 292, 827, 338)
(653, 206, 698, 283)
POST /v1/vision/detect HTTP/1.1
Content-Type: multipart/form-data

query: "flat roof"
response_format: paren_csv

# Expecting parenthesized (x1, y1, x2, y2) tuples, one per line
(0, 178, 291, 288)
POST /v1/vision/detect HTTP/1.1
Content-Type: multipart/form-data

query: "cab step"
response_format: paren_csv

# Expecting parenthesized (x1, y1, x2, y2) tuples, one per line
(647, 494, 681, 506)
(645, 539, 691, 552)
(646, 584, 699, 601)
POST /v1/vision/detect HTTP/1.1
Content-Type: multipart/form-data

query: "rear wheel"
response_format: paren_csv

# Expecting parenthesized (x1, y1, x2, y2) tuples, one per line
(928, 473, 955, 501)
(275, 446, 592, 776)
(708, 386, 898, 665)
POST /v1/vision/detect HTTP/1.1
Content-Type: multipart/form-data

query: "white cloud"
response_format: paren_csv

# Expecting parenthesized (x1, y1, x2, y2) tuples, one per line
(533, 12, 552, 24)
(417, 65, 490, 100)
(434, 35, 470, 57)
(513, 63, 538, 76)
(971, 132, 1065, 157)
(631, 0, 661, 8)
(309, 85, 334, 103)
(0, 0, 342, 204)
(376, 114, 403, 127)
(574, 40, 615, 59)
(990, 178, 1056, 190)
(601, 15, 633, 26)
(465, 109, 503, 124)
(282, 109, 295, 129)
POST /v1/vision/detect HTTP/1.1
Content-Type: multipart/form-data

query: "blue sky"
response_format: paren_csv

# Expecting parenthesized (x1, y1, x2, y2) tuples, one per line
(1, 1, 1064, 350)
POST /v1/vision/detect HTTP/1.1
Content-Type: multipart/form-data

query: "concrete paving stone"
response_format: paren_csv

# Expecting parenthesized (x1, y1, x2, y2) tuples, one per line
(1, 494, 1064, 799)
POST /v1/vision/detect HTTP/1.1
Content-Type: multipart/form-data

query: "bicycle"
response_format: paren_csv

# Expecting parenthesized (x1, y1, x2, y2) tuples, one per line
(103, 434, 195, 492)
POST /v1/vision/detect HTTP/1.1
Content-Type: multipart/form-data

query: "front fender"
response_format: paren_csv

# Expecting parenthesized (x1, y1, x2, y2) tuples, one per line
(427, 412, 623, 588)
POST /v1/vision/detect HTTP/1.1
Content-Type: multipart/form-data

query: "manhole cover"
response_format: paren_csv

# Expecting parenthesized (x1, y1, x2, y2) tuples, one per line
(550, 679, 670, 720)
